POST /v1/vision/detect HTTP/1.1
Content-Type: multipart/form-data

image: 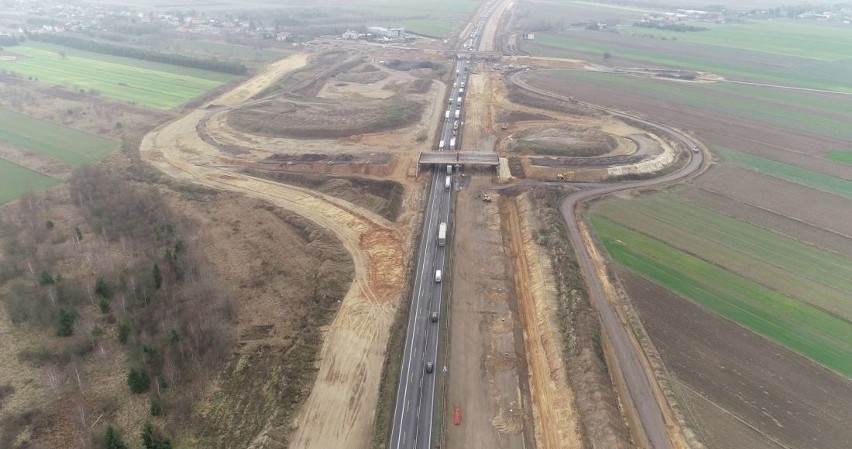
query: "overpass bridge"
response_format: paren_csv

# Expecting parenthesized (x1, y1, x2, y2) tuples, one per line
(417, 151, 499, 175)
(443, 50, 502, 60)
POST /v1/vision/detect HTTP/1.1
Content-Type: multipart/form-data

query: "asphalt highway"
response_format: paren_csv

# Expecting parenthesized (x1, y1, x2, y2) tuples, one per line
(388, 58, 471, 449)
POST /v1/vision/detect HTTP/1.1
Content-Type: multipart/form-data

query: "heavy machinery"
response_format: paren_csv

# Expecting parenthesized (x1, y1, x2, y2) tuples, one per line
(480, 192, 492, 202)
(556, 171, 575, 181)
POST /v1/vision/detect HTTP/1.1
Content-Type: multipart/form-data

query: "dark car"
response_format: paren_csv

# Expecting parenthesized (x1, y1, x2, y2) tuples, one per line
(425, 362, 434, 373)
(431, 312, 439, 322)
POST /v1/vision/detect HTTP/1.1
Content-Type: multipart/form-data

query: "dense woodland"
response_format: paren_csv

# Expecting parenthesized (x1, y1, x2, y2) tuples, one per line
(28, 33, 247, 75)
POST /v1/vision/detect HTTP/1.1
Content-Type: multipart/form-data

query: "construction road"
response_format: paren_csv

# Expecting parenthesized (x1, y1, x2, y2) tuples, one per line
(513, 73, 706, 448)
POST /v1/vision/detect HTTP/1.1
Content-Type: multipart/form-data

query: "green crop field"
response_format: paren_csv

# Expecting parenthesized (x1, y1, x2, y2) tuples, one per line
(594, 193, 852, 320)
(719, 148, 852, 198)
(0, 158, 61, 204)
(521, 17, 852, 92)
(827, 151, 852, 165)
(0, 43, 236, 109)
(627, 20, 852, 61)
(590, 215, 852, 379)
(525, 71, 852, 141)
(0, 109, 119, 166)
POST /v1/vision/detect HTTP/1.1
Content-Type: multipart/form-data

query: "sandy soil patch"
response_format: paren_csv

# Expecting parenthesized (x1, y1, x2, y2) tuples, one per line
(503, 195, 583, 449)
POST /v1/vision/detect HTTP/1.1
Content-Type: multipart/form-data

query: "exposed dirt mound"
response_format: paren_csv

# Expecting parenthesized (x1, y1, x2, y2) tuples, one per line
(334, 71, 389, 84)
(499, 110, 554, 123)
(384, 59, 441, 72)
(256, 50, 355, 98)
(227, 96, 424, 139)
(506, 83, 597, 116)
(511, 125, 617, 157)
(241, 169, 405, 222)
(408, 78, 433, 94)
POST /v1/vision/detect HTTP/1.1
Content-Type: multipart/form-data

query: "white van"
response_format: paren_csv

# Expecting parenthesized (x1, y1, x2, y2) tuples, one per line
(444, 176, 451, 191)
(435, 269, 442, 283)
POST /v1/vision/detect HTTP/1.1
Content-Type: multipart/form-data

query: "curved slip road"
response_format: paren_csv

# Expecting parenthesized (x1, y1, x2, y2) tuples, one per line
(513, 72, 707, 448)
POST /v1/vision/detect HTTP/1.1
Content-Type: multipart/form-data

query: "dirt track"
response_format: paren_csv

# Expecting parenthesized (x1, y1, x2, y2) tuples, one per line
(140, 54, 409, 449)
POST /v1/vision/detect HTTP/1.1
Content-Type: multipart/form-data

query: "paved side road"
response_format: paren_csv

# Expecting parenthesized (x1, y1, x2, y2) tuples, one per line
(513, 72, 706, 449)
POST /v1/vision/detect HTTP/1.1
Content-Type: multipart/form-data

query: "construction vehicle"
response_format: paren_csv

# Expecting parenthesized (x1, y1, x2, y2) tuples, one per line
(480, 192, 492, 202)
(556, 171, 575, 181)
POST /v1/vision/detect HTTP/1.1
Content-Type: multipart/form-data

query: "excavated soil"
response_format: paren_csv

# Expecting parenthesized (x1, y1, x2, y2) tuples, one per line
(444, 178, 534, 449)
(502, 195, 583, 449)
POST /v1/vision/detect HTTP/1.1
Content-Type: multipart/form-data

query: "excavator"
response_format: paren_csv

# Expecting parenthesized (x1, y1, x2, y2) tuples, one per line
(556, 171, 574, 181)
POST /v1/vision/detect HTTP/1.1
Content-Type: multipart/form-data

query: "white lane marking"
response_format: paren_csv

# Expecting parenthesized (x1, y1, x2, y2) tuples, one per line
(394, 170, 443, 448)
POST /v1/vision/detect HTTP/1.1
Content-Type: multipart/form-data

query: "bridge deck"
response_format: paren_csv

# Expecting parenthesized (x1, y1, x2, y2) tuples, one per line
(418, 151, 499, 166)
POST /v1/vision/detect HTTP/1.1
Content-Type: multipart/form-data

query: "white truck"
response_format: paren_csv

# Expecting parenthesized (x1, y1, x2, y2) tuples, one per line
(444, 176, 451, 191)
(457, 96, 462, 104)
(449, 137, 456, 150)
(444, 110, 450, 120)
(460, 81, 465, 88)
(455, 109, 460, 119)
(439, 140, 445, 150)
(459, 88, 464, 94)
(438, 222, 447, 246)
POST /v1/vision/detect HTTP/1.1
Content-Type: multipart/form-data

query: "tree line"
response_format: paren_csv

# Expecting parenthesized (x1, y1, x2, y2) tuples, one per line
(28, 33, 247, 75)
(0, 166, 234, 446)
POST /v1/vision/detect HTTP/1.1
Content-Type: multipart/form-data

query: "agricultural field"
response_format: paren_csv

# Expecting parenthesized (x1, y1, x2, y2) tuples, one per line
(0, 158, 60, 203)
(594, 193, 852, 326)
(828, 150, 852, 164)
(591, 213, 852, 378)
(0, 42, 236, 109)
(0, 109, 119, 166)
(718, 148, 852, 198)
(619, 268, 852, 449)
(516, 3, 852, 91)
(518, 28, 852, 447)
